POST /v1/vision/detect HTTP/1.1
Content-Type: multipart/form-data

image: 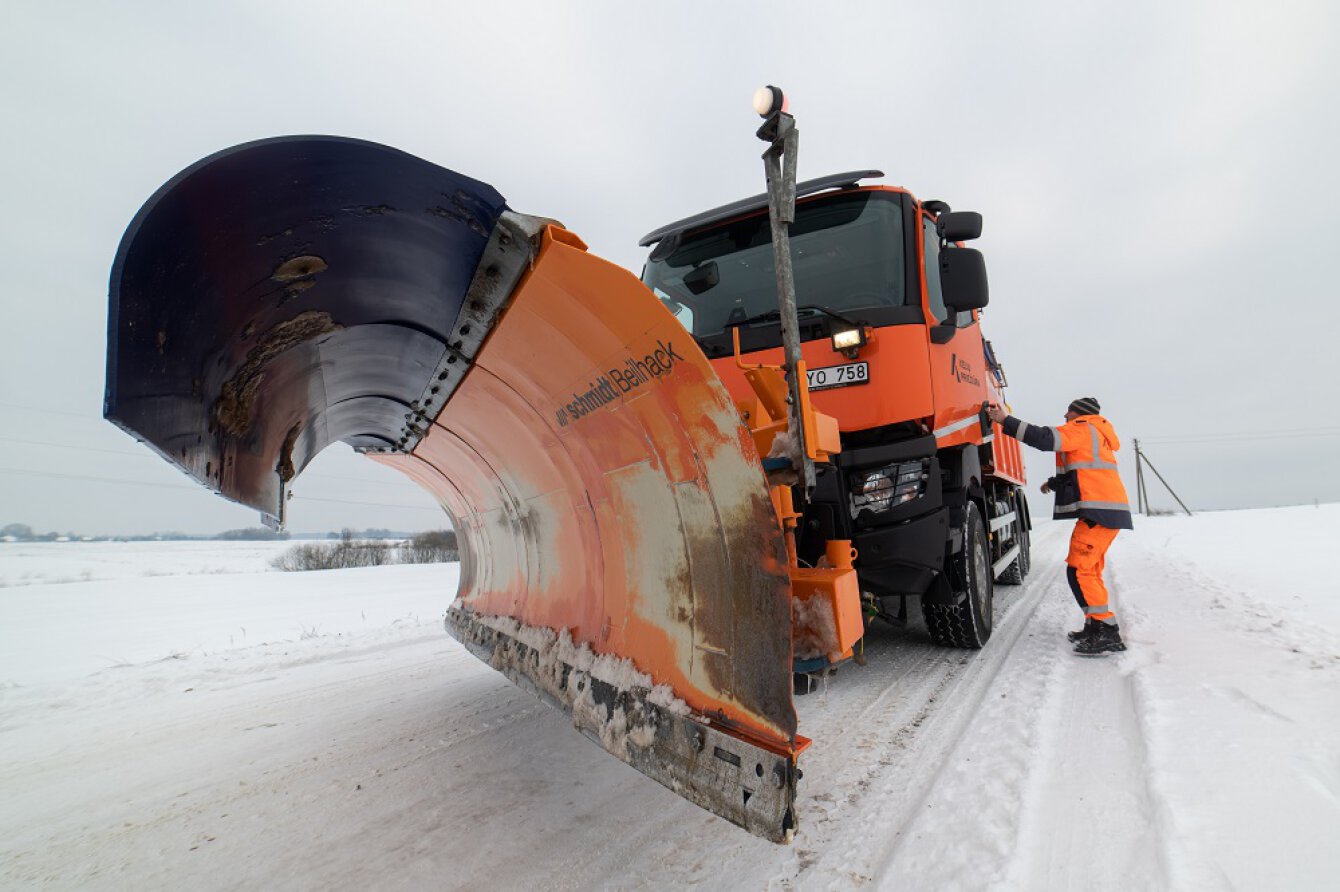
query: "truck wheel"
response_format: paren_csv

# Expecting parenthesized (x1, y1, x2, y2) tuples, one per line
(1015, 490, 1031, 579)
(997, 525, 1029, 584)
(924, 502, 994, 648)
(997, 490, 1031, 585)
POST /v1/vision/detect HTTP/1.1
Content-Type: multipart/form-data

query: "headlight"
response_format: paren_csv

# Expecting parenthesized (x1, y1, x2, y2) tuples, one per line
(850, 460, 928, 515)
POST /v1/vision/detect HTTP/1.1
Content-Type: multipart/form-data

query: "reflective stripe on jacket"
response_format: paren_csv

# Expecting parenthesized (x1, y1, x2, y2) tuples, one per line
(1002, 413, 1133, 530)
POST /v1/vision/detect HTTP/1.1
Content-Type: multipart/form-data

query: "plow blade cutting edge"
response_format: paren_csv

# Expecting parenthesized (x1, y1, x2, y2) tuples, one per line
(105, 137, 801, 841)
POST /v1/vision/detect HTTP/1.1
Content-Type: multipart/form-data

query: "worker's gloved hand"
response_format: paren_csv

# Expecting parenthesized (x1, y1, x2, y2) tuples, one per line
(1040, 481, 1051, 494)
(985, 401, 1008, 423)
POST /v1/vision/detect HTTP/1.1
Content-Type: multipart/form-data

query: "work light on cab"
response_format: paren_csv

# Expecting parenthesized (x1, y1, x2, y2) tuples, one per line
(831, 326, 867, 358)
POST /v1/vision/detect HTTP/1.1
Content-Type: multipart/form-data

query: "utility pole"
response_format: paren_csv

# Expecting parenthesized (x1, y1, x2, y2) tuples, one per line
(1134, 437, 1152, 515)
(1135, 440, 1192, 516)
(1134, 438, 1145, 514)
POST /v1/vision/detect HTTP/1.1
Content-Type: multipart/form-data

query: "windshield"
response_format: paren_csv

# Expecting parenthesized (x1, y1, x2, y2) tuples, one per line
(642, 191, 906, 339)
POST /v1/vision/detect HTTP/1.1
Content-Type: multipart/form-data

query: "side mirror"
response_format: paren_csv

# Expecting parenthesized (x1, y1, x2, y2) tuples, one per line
(938, 211, 982, 242)
(941, 247, 989, 312)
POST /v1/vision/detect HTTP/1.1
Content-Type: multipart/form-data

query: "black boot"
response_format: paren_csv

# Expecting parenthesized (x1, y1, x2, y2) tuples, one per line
(1066, 618, 1099, 643)
(1073, 622, 1126, 655)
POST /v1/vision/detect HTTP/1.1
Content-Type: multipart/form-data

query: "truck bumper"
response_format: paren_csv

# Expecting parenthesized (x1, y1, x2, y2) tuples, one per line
(851, 507, 948, 596)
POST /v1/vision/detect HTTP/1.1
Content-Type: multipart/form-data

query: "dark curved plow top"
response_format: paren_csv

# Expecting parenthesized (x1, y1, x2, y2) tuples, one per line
(106, 136, 506, 522)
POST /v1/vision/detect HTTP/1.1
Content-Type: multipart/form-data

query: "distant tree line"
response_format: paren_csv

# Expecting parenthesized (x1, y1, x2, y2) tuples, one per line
(215, 527, 290, 541)
(1, 522, 442, 545)
(1, 523, 86, 542)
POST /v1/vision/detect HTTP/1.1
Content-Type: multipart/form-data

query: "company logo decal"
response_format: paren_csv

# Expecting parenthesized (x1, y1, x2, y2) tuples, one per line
(555, 338, 686, 428)
(949, 352, 981, 387)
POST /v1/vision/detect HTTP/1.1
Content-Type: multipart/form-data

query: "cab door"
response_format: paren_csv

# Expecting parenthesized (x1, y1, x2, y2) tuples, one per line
(922, 213, 990, 449)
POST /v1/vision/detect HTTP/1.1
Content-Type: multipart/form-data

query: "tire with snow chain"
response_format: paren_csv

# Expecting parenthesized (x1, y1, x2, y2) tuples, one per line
(1017, 521, 1031, 577)
(997, 492, 1030, 585)
(1016, 491, 1032, 579)
(924, 502, 994, 648)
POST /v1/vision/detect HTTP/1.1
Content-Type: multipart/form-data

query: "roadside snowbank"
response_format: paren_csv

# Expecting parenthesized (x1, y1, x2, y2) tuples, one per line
(879, 507, 1340, 891)
(0, 556, 457, 689)
(0, 508, 1336, 890)
(0, 540, 293, 587)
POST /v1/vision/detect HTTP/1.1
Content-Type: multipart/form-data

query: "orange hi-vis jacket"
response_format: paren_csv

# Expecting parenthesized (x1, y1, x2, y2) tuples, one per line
(1001, 413, 1134, 530)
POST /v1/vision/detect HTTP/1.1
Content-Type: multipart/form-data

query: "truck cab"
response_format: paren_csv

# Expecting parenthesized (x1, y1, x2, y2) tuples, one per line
(641, 172, 1031, 648)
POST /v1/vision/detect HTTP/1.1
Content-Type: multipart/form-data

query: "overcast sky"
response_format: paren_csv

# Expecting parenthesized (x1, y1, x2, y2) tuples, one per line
(1, 0, 1337, 536)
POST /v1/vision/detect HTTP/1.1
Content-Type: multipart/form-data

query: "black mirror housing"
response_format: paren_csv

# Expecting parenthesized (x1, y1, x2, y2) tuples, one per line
(938, 211, 982, 242)
(683, 261, 719, 295)
(941, 247, 989, 312)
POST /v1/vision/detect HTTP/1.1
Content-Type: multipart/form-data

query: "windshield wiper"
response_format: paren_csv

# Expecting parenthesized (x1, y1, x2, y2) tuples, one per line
(796, 305, 863, 328)
(724, 309, 782, 328)
(724, 304, 864, 329)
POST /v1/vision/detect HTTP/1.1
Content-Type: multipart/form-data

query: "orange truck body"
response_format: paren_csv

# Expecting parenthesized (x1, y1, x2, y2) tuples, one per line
(641, 177, 1032, 664)
(704, 186, 1024, 485)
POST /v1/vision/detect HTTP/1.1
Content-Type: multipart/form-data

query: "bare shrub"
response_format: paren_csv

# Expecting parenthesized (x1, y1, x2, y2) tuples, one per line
(271, 529, 392, 572)
(401, 530, 458, 565)
(215, 527, 289, 541)
(271, 528, 457, 572)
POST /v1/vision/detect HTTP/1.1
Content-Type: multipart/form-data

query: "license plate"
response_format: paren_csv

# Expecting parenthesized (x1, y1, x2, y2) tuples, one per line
(806, 361, 869, 392)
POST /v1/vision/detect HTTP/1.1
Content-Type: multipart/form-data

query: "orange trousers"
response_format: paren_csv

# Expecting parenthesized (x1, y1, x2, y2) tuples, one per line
(1065, 520, 1120, 623)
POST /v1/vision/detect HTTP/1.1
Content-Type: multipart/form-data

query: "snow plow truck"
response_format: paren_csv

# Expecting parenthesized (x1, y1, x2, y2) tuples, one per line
(104, 88, 1030, 843)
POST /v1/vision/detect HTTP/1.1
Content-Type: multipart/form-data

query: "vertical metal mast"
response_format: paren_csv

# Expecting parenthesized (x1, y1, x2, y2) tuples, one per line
(755, 86, 815, 493)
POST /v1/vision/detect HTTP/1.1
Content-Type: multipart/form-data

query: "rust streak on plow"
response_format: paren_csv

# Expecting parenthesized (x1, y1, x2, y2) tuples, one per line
(372, 225, 801, 839)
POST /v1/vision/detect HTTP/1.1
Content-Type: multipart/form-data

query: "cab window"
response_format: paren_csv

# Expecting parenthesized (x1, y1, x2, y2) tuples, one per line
(643, 191, 906, 339)
(922, 217, 948, 323)
(653, 287, 694, 329)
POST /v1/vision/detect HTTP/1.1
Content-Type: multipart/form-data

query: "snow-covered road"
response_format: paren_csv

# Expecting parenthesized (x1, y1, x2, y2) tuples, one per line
(2, 507, 1337, 890)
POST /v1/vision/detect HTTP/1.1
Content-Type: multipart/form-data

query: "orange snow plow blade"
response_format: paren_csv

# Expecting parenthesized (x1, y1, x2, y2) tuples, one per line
(392, 224, 801, 839)
(105, 137, 800, 841)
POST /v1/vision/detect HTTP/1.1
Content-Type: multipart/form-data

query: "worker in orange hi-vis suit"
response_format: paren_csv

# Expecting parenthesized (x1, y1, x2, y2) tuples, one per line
(986, 397, 1133, 655)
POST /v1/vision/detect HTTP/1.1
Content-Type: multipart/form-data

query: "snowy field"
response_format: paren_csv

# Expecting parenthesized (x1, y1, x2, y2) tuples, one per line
(0, 540, 294, 589)
(1, 505, 1337, 890)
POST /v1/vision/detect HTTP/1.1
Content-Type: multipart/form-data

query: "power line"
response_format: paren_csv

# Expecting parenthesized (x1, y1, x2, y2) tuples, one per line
(0, 401, 102, 421)
(295, 495, 443, 512)
(0, 467, 443, 512)
(1140, 429, 1340, 445)
(0, 436, 150, 458)
(0, 466, 198, 491)
(0, 435, 422, 486)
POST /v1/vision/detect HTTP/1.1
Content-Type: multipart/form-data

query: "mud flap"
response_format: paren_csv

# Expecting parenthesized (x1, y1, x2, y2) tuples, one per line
(106, 137, 799, 841)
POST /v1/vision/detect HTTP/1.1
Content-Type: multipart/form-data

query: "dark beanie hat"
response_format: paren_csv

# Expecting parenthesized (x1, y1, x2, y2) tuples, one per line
(1068, 397, 1101, 416)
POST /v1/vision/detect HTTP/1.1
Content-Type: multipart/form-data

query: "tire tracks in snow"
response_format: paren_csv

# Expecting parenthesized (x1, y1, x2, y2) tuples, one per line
(1003, 542, 1179, 892)
(519, 525, 1075, 891)
(787, 523, 1069, 887)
